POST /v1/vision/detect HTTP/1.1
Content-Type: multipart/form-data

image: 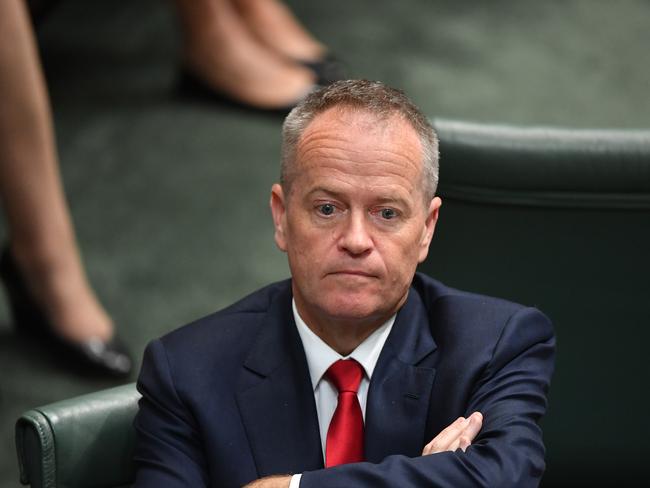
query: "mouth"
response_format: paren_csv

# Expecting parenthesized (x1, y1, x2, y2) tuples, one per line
(329, 270, 376, 278)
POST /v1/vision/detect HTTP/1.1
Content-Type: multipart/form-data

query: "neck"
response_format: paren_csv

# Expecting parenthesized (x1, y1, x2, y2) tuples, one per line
(293, 293, 405, 356)
(307, 317, 381, 356)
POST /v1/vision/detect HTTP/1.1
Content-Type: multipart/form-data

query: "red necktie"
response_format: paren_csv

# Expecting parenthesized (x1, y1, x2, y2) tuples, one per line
(325, 359, 365, 467)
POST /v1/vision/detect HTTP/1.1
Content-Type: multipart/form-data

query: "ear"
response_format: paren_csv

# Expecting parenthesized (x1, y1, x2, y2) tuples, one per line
(270, 183, 288, 252)
(417, 197, 442, 263)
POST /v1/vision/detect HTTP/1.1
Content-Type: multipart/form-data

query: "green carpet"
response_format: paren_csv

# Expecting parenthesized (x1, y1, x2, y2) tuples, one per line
(1, 0, 649, 486)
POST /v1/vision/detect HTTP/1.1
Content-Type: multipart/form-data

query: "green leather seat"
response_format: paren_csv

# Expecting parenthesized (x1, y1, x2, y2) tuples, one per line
(15, 383, 140, 488)
(422, 120, 650, 486)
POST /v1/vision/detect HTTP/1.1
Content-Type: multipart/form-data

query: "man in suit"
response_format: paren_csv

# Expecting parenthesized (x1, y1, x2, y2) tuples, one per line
(134, 80, 555, 487)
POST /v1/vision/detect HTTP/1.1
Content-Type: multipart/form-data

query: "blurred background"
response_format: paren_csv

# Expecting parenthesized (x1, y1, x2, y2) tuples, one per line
(1, 0, 649, 486)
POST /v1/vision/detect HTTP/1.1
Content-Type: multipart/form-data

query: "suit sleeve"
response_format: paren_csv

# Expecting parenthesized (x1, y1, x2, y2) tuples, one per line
(133, 339, 209, 487)
(299, 306, 556, 488)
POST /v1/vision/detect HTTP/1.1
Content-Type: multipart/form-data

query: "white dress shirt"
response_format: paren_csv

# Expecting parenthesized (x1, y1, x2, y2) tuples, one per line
(289, 299, 395, 488)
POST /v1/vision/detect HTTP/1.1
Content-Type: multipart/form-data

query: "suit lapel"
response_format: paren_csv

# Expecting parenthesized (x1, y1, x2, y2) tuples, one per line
(236, 284, 323, 477)
(364, 287, 438, 462)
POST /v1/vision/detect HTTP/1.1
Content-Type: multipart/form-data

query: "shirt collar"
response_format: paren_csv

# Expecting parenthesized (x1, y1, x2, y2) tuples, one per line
(292, 299, 395, 391)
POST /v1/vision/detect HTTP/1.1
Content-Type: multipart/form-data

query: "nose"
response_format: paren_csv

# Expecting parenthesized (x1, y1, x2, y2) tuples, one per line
(338, 211, 373, 256)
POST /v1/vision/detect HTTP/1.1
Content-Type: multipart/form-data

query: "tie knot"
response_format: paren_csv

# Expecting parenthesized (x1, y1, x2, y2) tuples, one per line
(326, 359, 363, 393)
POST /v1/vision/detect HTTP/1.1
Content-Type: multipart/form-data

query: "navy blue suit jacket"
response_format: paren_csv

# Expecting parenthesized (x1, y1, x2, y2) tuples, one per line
(134, 273, 555, 487)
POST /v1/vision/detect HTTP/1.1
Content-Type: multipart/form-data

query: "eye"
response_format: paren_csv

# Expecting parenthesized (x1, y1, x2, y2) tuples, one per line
(318, 203, 336, 216)
(380, 208, 398, 220)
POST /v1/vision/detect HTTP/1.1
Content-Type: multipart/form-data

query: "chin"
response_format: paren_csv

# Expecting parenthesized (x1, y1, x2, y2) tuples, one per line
(320, 293, 388, 322)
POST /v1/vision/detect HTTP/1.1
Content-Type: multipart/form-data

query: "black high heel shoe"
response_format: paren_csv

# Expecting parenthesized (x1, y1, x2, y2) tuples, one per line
(176, 68, 316, 116)
(0, 248, 132, 378)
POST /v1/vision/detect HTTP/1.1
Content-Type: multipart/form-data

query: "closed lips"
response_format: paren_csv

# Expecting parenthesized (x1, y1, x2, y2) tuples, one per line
(330, 270, 375, 277)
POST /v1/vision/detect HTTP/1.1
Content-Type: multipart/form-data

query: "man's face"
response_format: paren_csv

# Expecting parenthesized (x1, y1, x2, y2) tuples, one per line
(271, 107, 441, 330)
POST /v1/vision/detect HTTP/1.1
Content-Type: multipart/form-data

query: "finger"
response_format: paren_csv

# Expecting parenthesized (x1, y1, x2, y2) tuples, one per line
(458, 435, 472, 452)
(427, 416, 467, 452)
(453, 412, 483, 452)
(422, 412, 485, 455)
(422, 416, 468, 455)
(463, 412, 483, 443)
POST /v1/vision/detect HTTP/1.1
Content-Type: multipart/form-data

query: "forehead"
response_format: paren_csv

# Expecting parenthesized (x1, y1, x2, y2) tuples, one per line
(300, 106, 420, 147)
(294, 107, 424, 177)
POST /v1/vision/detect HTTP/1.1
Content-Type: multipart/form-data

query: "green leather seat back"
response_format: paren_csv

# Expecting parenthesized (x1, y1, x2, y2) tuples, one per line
(16, 383, 140, 488)
(421, 120, 650, 486)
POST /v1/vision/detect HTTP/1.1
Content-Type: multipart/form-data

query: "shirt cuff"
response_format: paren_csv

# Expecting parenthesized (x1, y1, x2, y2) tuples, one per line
(289, 473, 302, 488)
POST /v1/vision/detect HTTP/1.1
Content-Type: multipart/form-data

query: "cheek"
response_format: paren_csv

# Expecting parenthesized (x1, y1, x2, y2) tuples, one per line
(381, 235, 422, 279)
(286, 231, 328, 279)
(287, 217, 336, 258)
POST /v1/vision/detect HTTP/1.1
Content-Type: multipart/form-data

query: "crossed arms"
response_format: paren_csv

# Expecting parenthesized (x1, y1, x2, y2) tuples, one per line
(247, 412, 485, 488)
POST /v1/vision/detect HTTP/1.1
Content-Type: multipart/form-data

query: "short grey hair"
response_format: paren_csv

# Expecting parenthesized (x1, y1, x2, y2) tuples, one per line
(281, 79, 439, 200)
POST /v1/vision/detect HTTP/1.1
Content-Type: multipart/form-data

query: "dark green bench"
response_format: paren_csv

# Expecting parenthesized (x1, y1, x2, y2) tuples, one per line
(421, 119, 650, 486)
(16, 383, 139, 488)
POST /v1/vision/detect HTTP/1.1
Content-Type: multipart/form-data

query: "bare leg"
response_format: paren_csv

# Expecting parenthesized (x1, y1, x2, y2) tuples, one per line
(174, 0, 315, 109)
(233, 0, 326, 61)
(0, 0, 112, 342)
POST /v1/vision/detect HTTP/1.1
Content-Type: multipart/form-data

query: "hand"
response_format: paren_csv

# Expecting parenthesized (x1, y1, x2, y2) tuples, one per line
(243, 475, 292, 488)
(422, 412, 483, 455)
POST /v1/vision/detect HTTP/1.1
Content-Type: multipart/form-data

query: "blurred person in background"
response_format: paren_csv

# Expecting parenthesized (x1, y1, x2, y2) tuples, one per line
(175, 0, 343, 111)
(0, 0, 341, 377)
(0, 0, 132, 377)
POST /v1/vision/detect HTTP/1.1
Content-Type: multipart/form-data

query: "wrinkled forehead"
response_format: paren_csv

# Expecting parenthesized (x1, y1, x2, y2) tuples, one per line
(302, 105, 412, 138)
(296, 106, 424, 163)
(289, 107, 426, 198)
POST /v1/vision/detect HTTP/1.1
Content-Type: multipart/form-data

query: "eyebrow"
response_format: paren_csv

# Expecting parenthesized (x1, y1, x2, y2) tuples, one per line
(305, 187, 346, 199)
(305, 186, 411, 208)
